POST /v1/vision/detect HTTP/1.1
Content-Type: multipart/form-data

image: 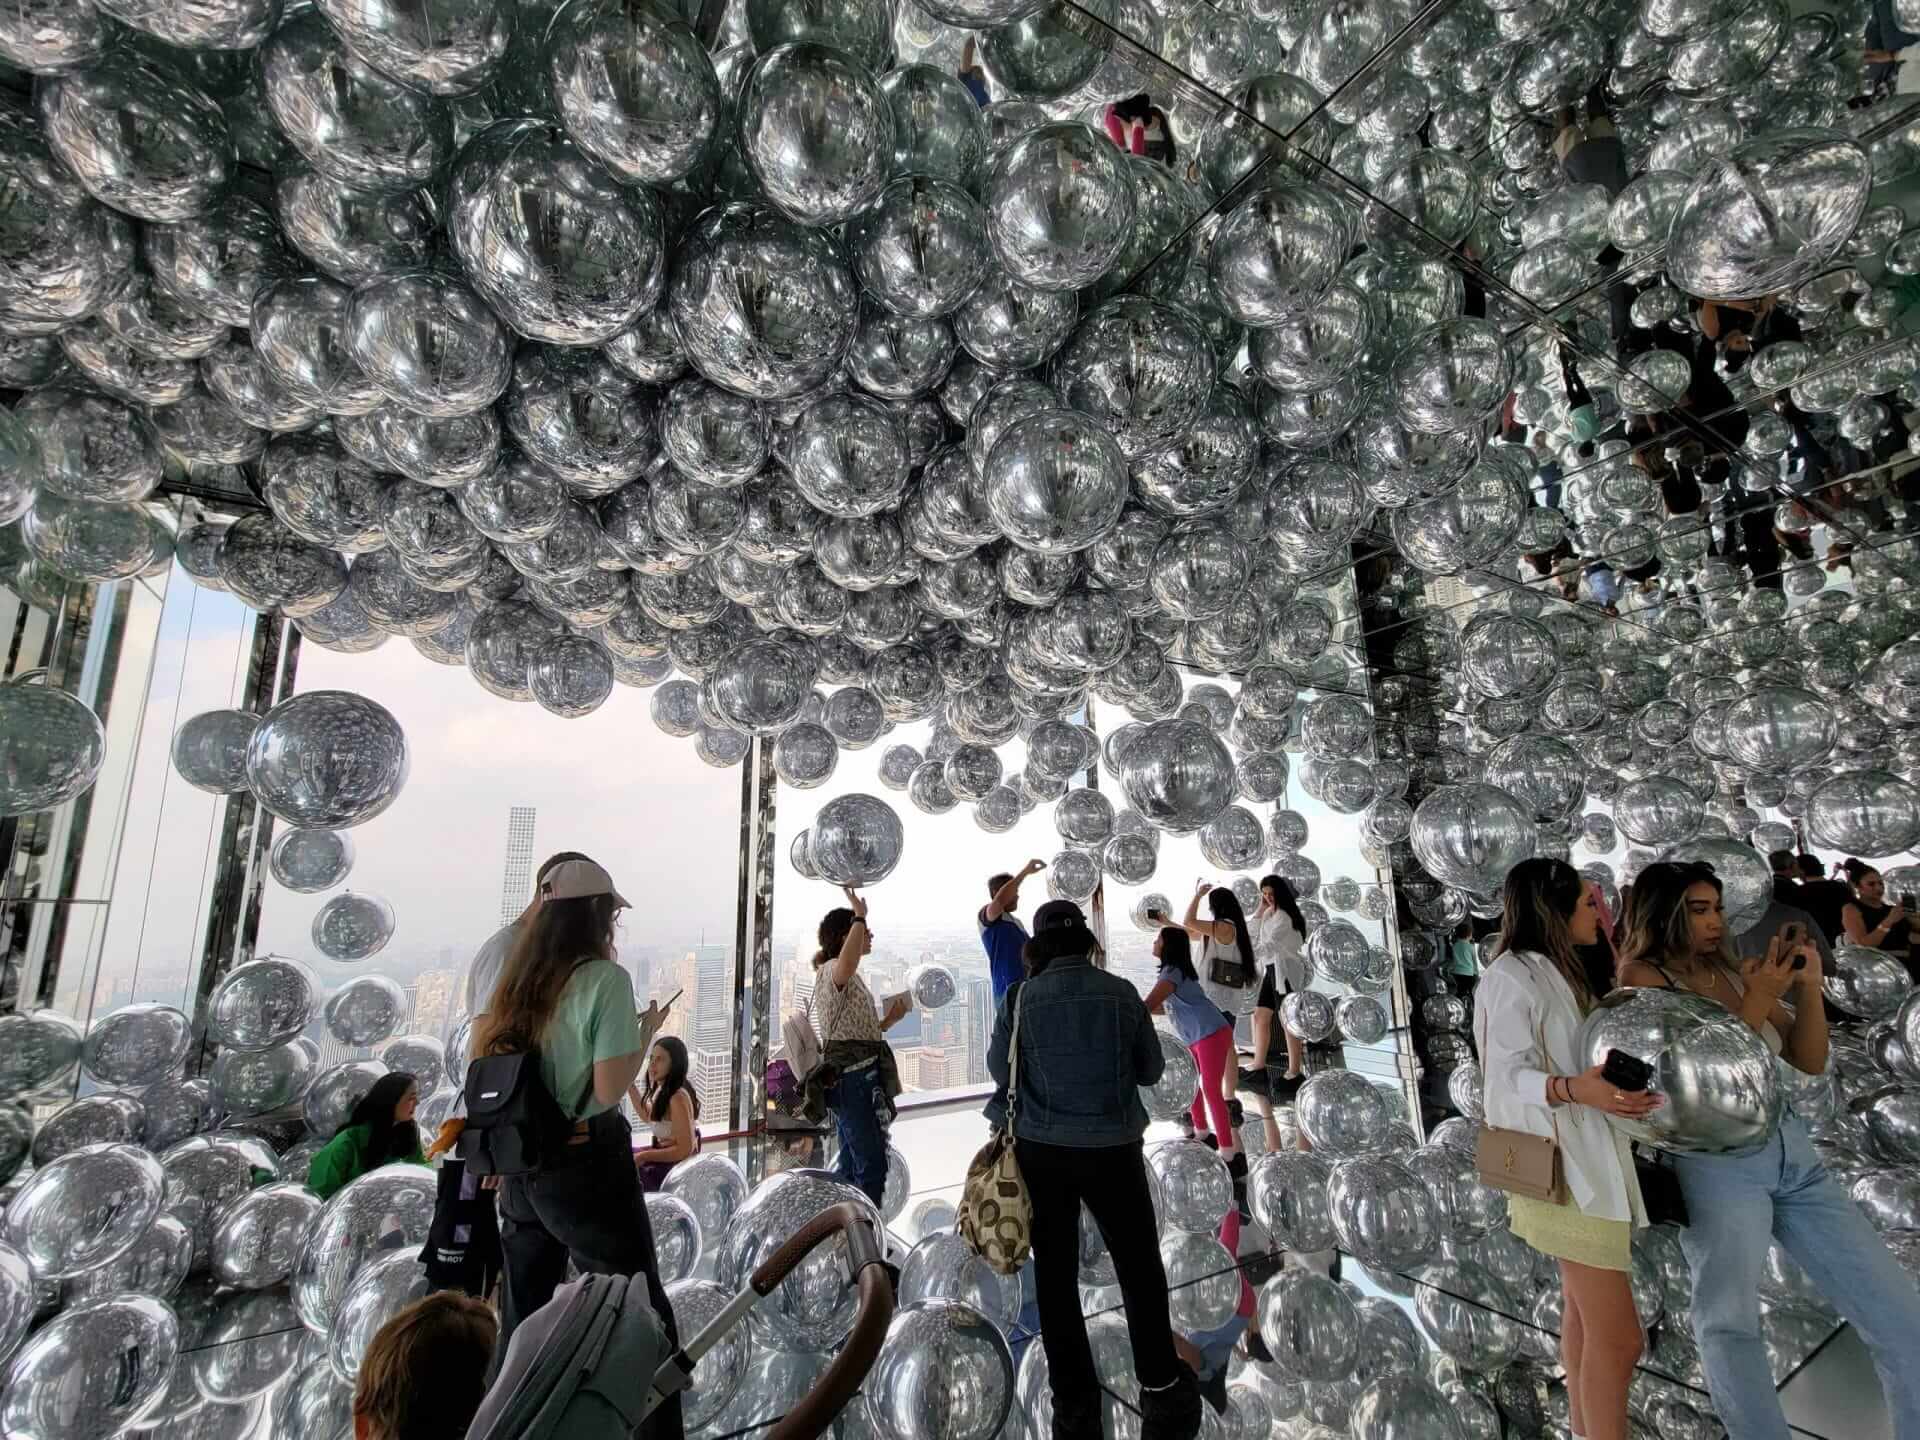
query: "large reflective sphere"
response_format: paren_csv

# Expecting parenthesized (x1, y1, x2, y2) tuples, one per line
(1117, 719, 1237, 835)
(717, 1169, 882, 1351)
(0, 681, 107, 817)
(741, 44, 895, 227)
(449, 120, 664, 345)
(1668, 128, 1872, 300)
(549, 0, 720, 184)
(1576, 988, 1783, 1155)
(1409, 783, 1538, 892)
(984, 409, 1129, 554)
(292, 1165, 437, 1333)
(245, 690, 410, 829)
(864, 1299, 1015, 1440)
(3, 1142, 165, 1279)
(209, 957, 318, 1051)
(809, 793, 906, 885)
(668, 205, 860, 399)
(1, 1293, 179, 1440)
(985, 124, 1135, 292)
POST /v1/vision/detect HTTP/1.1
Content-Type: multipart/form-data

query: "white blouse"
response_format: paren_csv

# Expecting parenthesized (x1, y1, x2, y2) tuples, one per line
(1474, 949, 1646, 1226)
(1253, 911, 1307, 992)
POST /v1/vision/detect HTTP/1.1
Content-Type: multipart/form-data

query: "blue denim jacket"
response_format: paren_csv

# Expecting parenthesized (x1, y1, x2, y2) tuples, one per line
(983, 956, 1165, 1147)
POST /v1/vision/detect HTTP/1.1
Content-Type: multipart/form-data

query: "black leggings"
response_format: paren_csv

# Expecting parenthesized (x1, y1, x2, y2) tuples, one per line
(1017, 1138, 1179, 1409)
(498, 1111, 684, 1440)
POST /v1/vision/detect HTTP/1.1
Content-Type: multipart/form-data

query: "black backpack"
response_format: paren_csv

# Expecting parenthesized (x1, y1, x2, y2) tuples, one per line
(459, 1049, 573, 1177)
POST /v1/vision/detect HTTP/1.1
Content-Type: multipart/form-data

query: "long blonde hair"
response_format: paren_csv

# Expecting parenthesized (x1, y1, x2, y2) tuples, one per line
(1494, 857, 1595, 1010)
(1618, 861, 1732, 981)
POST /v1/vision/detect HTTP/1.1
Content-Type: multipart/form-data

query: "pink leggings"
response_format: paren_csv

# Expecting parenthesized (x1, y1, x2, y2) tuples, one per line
(1188, 1025, 1237, 1156)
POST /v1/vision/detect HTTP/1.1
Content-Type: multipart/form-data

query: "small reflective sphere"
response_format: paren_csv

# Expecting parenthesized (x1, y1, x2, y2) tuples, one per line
(1327, 1157, 1439, 1270)
(245, 690, 410, 829)
(1613, 775, 1706, 847)
(322, 974, 407, 1045)
(774, 723, 840, 789)
(271, 828, 356, 893)
(38, 53, 232, 222)
(1828, 945, 1913, 1022)
(647, 1192, 705, 1284)
(1118, 719, 1238, 835)
(1209, 175, 1353, 326)
(1389, 319, 1514, 435)
(1142, 1034, 1199, 1120)
(1577, 988, 1783, 1155)
(170, 708, 260, 795)
(899, 1230, 1020, 1330)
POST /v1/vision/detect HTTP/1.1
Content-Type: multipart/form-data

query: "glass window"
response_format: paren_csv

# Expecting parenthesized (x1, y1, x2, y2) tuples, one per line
(251, 638, 745, 1119)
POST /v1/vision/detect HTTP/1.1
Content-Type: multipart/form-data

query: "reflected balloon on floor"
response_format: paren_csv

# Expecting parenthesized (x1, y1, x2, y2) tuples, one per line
(865, 1299, 1015, 1440)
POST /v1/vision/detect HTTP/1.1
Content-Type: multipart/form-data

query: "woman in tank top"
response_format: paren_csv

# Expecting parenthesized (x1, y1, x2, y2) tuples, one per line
(628, 1035, 700, 1193)
(1618, 862, 1920, 1440)
(1841, 860, 1917, 981)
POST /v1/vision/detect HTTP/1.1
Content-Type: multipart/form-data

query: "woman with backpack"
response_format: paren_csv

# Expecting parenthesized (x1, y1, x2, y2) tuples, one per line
(472, 858, 681, 1440)
(629, 1036, 701, 1193)
(308, 1071, 425, 1200)
(807, 886, 911, 1207)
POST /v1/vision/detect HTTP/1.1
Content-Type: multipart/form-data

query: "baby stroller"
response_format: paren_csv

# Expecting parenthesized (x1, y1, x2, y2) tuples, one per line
(466, 1202, 893, 1440)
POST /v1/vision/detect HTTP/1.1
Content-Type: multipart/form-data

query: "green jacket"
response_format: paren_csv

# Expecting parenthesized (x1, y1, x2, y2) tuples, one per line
(306, 1123, 425, 1200)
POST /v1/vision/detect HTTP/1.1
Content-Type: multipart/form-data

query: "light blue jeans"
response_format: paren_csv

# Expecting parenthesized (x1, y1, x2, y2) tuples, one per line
(1672, 1115, 1920, 1440)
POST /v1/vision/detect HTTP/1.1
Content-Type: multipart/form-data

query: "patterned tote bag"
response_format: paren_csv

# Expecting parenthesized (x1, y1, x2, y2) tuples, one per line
(957, 982, 1032, 1274)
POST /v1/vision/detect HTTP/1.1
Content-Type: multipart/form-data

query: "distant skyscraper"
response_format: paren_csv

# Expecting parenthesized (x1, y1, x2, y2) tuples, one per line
(965, 977, 993, 1085)
(690, 1047, 731, 1121)
(499, 806, 536, 925)
(689, 944, 732, 1054)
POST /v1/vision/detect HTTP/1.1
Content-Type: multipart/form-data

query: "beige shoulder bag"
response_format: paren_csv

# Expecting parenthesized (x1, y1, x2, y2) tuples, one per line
(957, 983, 1032, 1274)
(1474, 964, 1568, 1205)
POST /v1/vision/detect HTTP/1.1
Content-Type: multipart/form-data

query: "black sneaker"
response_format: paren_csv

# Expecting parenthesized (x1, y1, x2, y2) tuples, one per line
(1140, 1370, 1202, 1440)
(1227, 1152, 1251, 1222)
(1197, 1132, 1219, 1151)
(1226, 1098, 1245, 1128)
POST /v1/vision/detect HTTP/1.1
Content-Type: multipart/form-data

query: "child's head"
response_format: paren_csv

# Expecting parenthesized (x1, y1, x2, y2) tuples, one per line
(352, 1292, 498, 1440)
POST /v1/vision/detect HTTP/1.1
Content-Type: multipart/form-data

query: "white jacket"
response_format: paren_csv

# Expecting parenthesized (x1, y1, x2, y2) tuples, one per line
(1474, 949, 1646, 1225)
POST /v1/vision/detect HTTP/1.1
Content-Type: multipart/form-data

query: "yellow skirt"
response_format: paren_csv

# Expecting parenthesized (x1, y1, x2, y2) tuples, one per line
(1508, 1193, 1632, 1271)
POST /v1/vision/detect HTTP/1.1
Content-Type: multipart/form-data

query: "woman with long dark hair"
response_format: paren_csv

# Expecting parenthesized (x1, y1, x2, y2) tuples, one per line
(476, 858, 680, 1439)
(807, 886, 910, 1207)
(986, 899, 1201, 1440)
(1841, 859, 1916, 978)
(630, 1035, 701, 1193)
(1247, 874, 1308, 1084)
(1619, 862, 1920, 1440)
(1476, 858, 1660, 1440)
(308, 1071, 424, 1200)
(1143, 928, 1236, 1167)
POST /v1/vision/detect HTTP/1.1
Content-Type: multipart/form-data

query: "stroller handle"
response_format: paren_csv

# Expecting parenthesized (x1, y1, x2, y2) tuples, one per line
(752, 1203, 896, 1440)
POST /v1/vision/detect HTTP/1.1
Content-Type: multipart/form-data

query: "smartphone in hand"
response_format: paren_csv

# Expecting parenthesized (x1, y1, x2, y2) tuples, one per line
(1601, 1049, 1653, 1092)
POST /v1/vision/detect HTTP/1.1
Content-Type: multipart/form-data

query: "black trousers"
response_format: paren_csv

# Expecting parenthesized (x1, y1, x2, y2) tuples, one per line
(498, 1111, 684, 1440)
(1016, 1138, 1178, 1409)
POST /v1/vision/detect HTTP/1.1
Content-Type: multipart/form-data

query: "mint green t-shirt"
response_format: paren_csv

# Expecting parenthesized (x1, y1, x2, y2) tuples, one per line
(541, 959, 644, 1119)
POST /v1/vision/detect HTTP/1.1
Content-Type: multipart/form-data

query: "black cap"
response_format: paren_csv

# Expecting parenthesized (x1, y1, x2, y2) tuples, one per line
(1032, 898, 1087, 934)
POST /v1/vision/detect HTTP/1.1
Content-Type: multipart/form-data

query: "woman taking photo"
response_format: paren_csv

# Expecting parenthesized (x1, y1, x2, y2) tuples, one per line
(985, 899, 1201, 1440)
(1248, 874, 1308, 1083)
(1143, 928, 1238, 1169)
(308, 1072, 425, 1200)
(1841, 859, 1917, 980)
(476, 858, 681, 1440)
(808, 886, 910, 1208)
(1475, 859, 1661, 1440)
(629, 1036, 700, 1193)
(1619, 861, 1920, 1440)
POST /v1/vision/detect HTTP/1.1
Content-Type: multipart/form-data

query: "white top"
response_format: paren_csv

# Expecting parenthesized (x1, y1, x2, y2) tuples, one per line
(1474, 949, 1646, 1226)
(464, 921, 518, 1018)
(1197, 938, 1258, 1018)
(1253, 911, 1307, 992)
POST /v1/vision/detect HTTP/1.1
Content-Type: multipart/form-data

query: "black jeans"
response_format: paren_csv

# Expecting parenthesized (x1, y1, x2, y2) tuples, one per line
(499, 1110, 684, 1440)
(1017, 1138, 1179, 1409)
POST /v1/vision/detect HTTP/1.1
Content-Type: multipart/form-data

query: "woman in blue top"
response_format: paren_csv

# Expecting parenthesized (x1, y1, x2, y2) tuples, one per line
(1142, 928, 1238, 1170)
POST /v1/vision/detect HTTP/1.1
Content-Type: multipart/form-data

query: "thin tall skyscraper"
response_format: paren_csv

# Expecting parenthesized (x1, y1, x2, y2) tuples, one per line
(499, 806, 536, 925)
